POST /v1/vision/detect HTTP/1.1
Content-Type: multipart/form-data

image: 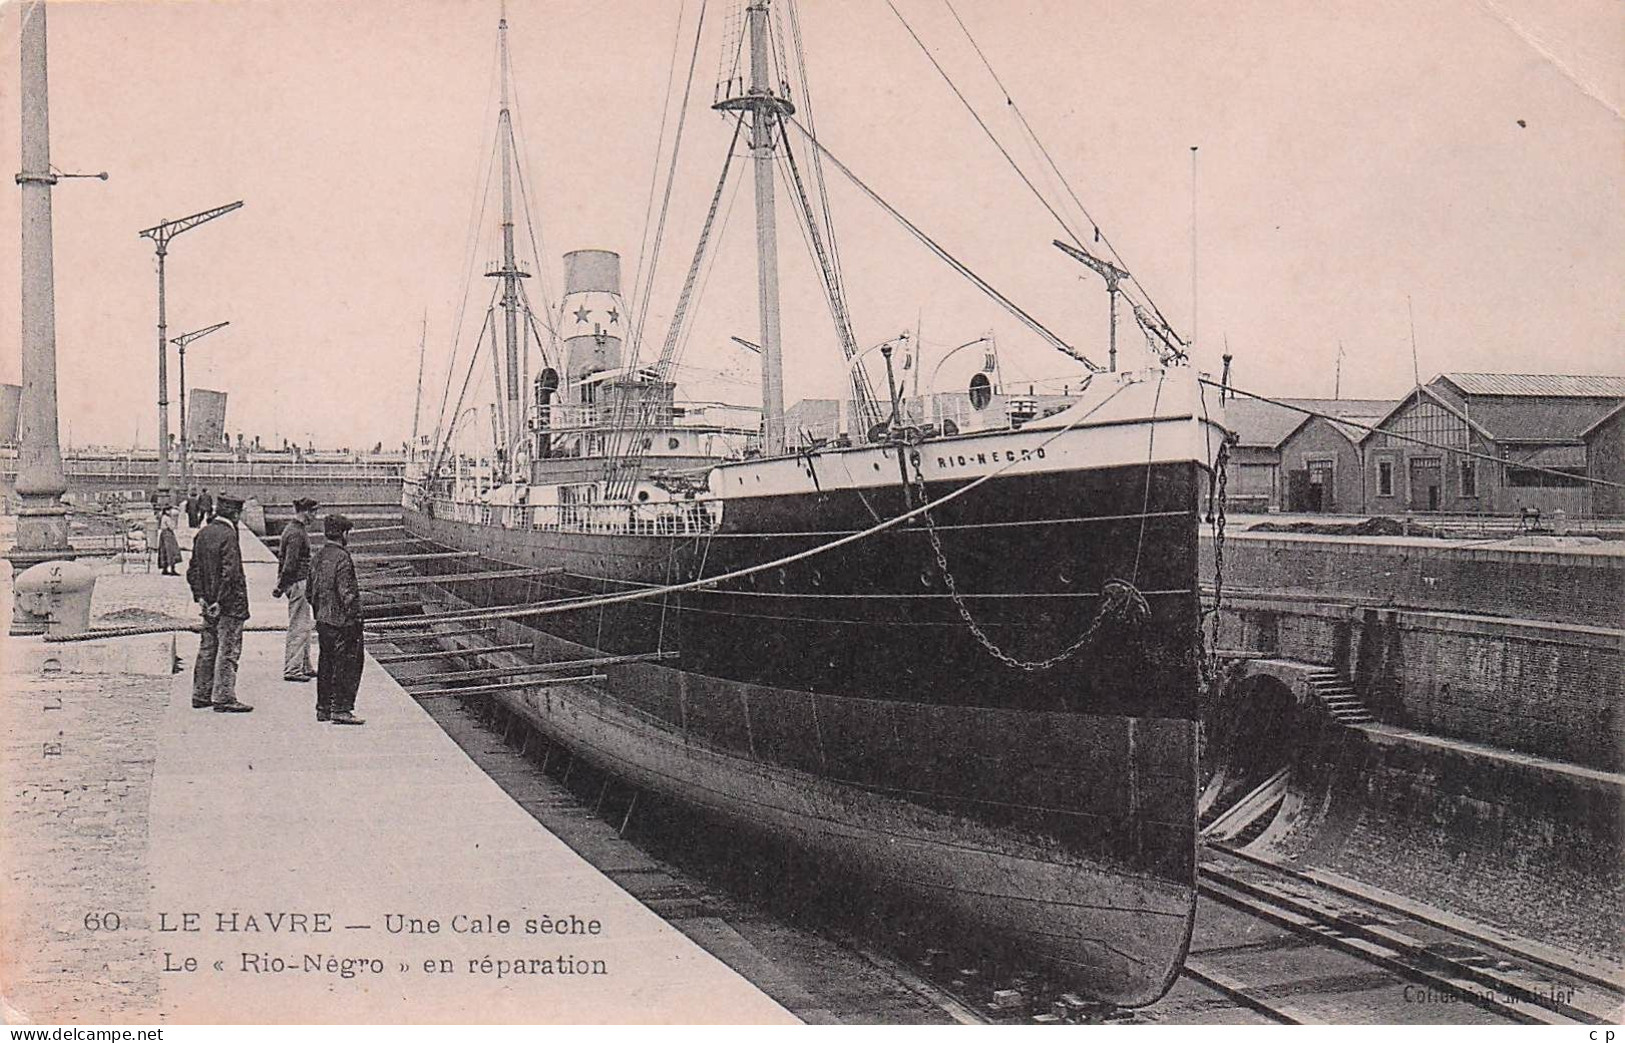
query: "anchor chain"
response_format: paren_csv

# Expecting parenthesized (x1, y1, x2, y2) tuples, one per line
(1206, 439, 1230, 677)
(907, 449, 1148, 671)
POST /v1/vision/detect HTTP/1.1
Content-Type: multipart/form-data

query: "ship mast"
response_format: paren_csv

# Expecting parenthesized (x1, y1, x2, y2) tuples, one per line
(716, 1, 792, 456)
(486, 13, 529, 470)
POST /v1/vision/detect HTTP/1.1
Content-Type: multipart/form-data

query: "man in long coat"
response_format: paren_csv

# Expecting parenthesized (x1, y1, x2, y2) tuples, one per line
(186, 494, 254, 713)
(309, 513, 365, 725)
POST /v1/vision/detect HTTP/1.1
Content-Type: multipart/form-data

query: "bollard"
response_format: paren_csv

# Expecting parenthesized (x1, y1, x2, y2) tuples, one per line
(12, 559, 97, 637)
(243, 497, 267, 537)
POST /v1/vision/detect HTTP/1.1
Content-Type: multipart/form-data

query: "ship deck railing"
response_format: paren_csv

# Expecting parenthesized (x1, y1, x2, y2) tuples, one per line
(412, 496, 720, 537)
(7, 460, 407, 481)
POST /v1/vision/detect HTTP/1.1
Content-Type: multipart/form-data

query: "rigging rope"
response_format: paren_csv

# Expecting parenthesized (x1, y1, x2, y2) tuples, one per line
(431, 284, 501, 478)
(774, 123, 882, 428)
(629, 0, 690, 365)
(628, 0, 711, 368)
(939, 0, 1187, 344)
(486, 299, 506, 448)
(604, 116, 749, 497)
(782, 115, 1102, 373)
(384, 388, 1131, 630)
(786, 0, 854, 351)
(432, 81, 503, 453)
(885, 0, 1086, 250)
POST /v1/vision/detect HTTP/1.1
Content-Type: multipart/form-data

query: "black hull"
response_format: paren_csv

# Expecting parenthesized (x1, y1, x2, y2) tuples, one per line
(400, 460, 1203, 1004)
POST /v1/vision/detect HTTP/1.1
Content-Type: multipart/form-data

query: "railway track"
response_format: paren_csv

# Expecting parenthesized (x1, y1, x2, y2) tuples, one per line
(1191, 846, 1624, 1025)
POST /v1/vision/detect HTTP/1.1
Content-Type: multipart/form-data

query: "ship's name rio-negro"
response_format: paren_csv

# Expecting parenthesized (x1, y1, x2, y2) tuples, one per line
(385, 913, 602, 936)
(934, 446, 1046, 470)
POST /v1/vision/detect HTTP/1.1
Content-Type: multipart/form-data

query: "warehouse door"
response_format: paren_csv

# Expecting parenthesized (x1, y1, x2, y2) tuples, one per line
(1409, 458, 1442, 511)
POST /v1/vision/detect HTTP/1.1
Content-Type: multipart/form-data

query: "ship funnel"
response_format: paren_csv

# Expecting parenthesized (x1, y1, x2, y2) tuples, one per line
(561, 249, 624, 402)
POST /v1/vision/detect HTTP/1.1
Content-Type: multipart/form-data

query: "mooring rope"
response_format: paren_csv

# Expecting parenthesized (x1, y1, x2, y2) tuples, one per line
(375, 381, 1149, 630)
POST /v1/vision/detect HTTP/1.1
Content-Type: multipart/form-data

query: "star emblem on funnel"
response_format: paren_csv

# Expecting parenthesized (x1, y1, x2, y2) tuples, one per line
(607, 307, 620, 324)
(574, 305, 591, 324)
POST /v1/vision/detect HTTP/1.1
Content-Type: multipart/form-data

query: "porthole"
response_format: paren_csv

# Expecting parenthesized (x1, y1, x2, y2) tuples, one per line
(668, 437, 681, 450)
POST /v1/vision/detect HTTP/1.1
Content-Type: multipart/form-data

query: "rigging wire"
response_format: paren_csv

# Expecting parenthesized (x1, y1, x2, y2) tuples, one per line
(383, 381, 1139, 630)
(604, 115, 750, 495)
(432, 283, 502, 475)
(774, 121, 882, 425)
(486, 298, 506, 446)
(786, 0, 854, 347)
(782, 114, 1102, 373)
(669, 158, 748, 380)
(628, 0, 711, 368)
(431, 37, 504, 451)
(884, 0, 1085, 248)
(515, 280, 556, 371)
(938, 0, 1185, 343)
(1212, 381, 1625, 490)
(506, 102, 560, 343)
(901, 0, 1185, 355)
(629, 0, 691, 364)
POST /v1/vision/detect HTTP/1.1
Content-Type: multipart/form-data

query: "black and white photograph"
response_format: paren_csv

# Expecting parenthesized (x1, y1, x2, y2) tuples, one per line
(1, 0, 1620, 1029)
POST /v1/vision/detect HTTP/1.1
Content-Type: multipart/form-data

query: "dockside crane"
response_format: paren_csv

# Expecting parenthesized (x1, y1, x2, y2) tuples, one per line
(139, 200, 244, 506)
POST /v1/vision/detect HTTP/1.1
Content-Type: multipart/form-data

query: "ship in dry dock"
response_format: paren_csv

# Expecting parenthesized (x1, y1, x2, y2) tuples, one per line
(398, 2, 1227, 1005)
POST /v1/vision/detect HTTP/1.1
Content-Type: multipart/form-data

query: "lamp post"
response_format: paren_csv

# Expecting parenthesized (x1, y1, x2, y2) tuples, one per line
(8, 1, 106, 580)
(170, 321, 229, 494)
(138, 201, 242, 508)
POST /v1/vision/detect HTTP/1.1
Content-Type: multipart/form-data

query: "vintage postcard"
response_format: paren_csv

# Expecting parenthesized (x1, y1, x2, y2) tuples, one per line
(1, 0, 1621, 1030)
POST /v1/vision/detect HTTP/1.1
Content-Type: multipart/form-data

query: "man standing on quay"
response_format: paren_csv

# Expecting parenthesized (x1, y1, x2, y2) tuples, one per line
(187, 493, 254, 713)
(309, 513, 365, 725)
(273, 497, 318, 682)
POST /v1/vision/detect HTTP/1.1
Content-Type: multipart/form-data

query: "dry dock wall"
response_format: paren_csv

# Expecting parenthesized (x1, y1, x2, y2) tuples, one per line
(1217, 595, 1621, 772)
(1203, 533, 1624, 772)
(1251, 725, 1624, 962)
(1201, 531, 1623, 629)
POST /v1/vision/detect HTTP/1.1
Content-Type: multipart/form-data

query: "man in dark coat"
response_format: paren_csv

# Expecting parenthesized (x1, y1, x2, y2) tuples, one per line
(273, 497, 318, 681)
(308, 513, 365, 725)
(186, 493, 254, 713)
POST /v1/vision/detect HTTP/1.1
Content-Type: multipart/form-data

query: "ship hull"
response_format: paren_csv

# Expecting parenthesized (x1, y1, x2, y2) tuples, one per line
(399, 377, 1220, 1004)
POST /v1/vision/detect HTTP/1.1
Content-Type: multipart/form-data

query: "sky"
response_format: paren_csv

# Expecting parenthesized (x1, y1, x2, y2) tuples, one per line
(0, 0, 1620, 451)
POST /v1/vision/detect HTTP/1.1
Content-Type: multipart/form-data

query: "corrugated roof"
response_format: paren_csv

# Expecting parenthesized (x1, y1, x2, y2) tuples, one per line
(1223, 398, 1306, 448)
(1436, 373, 1625, 397)
(1224, 398, 1396, 448)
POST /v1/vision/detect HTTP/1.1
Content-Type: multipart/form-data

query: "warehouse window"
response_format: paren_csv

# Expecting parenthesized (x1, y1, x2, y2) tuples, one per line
(1377, 459, 1394, 497)
(1460, 459, 1477, 497)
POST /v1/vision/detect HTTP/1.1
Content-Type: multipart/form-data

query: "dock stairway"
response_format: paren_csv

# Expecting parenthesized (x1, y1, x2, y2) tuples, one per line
(1305, 668, 1375, 725)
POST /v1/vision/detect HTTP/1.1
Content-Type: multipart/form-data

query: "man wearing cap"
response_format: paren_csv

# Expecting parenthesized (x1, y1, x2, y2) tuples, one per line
(186, 493, 254, 713)
(308, 513, 365, 725)
(273, 498, 318, 682)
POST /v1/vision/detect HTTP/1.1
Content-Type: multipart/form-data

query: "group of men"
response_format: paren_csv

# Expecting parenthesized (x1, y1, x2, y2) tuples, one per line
(182, 487, 216, 528)
(186, 494, 367, 725)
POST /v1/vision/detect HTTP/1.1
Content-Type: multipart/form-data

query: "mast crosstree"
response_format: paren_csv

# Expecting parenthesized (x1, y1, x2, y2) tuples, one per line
(714, 0, 793, 457)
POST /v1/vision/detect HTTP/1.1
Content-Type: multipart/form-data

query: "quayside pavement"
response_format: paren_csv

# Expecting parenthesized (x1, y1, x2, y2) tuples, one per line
(1, 519, 795, 1023)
